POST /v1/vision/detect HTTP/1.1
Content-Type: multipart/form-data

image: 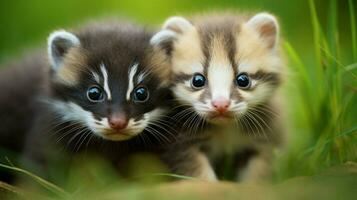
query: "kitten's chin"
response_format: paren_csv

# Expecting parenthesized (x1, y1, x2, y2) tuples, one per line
(207, 117, 235, 125)
(204, 112, 236, 125)
(99, 129, 138, 141)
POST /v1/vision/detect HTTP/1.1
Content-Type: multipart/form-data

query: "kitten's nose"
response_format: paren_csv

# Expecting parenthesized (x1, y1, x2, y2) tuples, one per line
(109, 115, 128, 130)
(212, 97, 231, 113)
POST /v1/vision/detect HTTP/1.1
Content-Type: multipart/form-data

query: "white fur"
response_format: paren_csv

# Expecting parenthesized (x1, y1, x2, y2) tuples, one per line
(49, 100, 97, 134)
(137, 71, 148, 83)
(100, 64, 112, 100)
(91, 71, 100, 84)
(151, 16, 193, 46)
(208, 61, 234, 104)
(126, 62, 138, 101)
(48, 30, 80, 70)
(150, 29, 177, 46)
(163, 16, 193, 32)
(125, 108, 165, 138)
(247, 13, 278, 29)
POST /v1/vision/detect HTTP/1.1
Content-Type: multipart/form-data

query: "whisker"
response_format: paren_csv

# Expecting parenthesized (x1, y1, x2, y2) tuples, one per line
(67, 128, 87, 148)
(75, 130, 92, 152)
(247, 111, 269, 141)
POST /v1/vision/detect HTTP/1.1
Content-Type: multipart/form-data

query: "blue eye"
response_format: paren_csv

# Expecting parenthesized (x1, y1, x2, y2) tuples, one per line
(236, 73, 251, 89)
(87, 86, 104, 102)
(133, 86, 149, 102)
(191, 73, 206, 89)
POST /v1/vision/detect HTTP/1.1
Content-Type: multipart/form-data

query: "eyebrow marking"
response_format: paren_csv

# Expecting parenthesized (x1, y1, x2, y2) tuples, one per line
(137, 70, 149, 83)
(91, 71, 100, 83)
(100, 63, 112, 100)
(126, 62, 139, 100)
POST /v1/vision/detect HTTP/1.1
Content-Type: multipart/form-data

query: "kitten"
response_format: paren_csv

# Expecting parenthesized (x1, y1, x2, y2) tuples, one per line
(151, 13, 286, 181)
(0, 20, 174, 180)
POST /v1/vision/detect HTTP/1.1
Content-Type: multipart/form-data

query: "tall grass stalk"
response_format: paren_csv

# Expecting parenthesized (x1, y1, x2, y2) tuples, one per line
(277, 0, 357, 180)
(349, 0, 357, 61)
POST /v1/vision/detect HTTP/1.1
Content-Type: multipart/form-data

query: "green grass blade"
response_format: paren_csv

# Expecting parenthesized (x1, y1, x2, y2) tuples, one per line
(320, 47, 357, 79)
(0, 181, 24, 196)
(328, 0, 338, 60)
(0, 163, 69, 197)
(148, 173, 198, 181)
(308, 0, 322, 70)
(283, 41, 308, 80)
(349, 0, 357, 61)
(302, 125, 357, 156)
(345, 63, 357, 72)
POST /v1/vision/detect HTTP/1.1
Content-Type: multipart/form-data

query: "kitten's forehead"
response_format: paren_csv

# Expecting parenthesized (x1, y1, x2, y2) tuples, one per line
(171, 16, 281, 75)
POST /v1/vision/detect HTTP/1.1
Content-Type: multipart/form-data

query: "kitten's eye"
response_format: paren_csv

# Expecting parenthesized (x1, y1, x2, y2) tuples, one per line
(236, 73, 251, 89)
(133, 86, 149, 102)
(87, 86, 104, 102)
(191, 73, 206, 89)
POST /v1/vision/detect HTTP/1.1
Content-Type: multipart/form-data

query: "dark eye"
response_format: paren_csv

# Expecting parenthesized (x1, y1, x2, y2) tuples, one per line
(236, 73, 251, 89)
(191, 73, 206, 89)
(133, 86, 149, 102)
(87, 86, 104, 102)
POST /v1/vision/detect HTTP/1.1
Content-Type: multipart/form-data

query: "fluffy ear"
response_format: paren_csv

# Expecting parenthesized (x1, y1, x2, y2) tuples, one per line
(246, 13, 279, 49)
(150, 16, 194, 54)
(48, 30, 80, 70)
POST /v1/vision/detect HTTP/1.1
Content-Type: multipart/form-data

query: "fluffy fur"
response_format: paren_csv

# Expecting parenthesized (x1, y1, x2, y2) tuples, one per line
(153, 12, 286, 181)
(0, 20, 175, 181)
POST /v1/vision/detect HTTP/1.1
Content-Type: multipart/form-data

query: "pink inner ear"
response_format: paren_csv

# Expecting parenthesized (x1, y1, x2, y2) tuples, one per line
(259, 22, 277, 49)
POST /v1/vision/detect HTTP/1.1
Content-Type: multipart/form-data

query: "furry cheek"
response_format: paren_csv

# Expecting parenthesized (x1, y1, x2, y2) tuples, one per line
(173, 84, 205, 107)
(126, 108, 166, 134)
(239, 83, 276, 107)
(48, 100, 99, 135)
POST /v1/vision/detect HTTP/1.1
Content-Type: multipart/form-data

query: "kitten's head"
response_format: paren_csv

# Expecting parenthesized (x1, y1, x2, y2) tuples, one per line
(152, 13, 283, 123)
(47, 22, 170, 141)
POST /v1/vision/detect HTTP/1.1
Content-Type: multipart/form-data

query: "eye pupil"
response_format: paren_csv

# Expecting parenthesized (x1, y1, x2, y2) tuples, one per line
(134, 87, 149, 102)
(192, 74, 206, 88)
(87, 86, 104, 102)
(236, 74, 251, 88)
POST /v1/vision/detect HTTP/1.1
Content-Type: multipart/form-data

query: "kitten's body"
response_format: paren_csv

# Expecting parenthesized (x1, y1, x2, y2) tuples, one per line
(153, 13, 286, 181)
(0, 52, 47, 153)
(0, 52, 48, 182)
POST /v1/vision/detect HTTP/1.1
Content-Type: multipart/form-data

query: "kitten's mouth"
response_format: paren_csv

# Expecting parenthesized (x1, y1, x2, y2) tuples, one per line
(101, 129, 136, 141)
(207, 111, 235, 122)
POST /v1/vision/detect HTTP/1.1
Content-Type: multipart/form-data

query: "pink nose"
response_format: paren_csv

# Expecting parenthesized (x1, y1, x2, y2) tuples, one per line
(212, 97, 231, 113)
(109, 115, 128, 130)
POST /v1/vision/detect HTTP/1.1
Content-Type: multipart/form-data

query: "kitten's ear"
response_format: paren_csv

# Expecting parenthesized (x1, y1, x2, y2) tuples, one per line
(151, 16, 194, 54)
(246, 13, 279, 49)
(48, 30, 80, 71)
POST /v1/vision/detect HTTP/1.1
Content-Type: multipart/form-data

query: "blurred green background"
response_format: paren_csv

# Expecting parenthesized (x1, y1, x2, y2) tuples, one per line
(0, 0, 357, 193)
(0, 0, 354, 63)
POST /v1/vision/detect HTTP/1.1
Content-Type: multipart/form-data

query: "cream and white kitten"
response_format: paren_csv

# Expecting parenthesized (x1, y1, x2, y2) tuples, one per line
(152, 13, 286, 181)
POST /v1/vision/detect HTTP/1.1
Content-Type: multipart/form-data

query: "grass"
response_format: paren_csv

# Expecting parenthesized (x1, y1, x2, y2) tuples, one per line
(0, 0, 357, 199)
(275, 0, 357, 180)
(349, 0, 357, 61)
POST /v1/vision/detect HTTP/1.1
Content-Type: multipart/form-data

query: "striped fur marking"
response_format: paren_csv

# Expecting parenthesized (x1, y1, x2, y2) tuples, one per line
(126, 62, 139, 100)
(100, 63, 112, 100)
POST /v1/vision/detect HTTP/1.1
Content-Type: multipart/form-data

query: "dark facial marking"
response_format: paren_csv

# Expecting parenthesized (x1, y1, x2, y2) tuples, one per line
(173, 73, 192, 83)
(250, 71, 281, 86)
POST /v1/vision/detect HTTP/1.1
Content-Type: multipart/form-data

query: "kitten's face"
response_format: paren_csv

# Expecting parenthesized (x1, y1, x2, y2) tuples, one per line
(48, 25, 170, 141)
(152, 13, 283, 123)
